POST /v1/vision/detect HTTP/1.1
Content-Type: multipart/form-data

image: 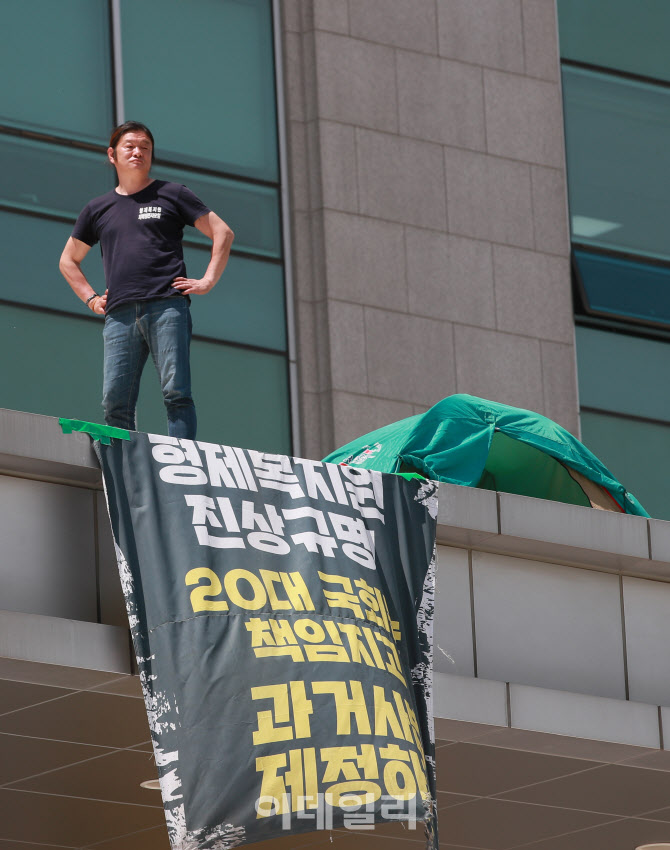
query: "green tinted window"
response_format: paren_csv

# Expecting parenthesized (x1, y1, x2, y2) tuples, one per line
(557, 0, 670, 83)
(153, 164, 281, 258)
(0, 0, 112, 141)
(121, 0, 278, 181)
(575, 326, 670, 423)
(574, 249, 670, 328)
(580, 410, 670, 520)
(0, 212, 106, 313)
(0, 211, 285, 354)
(184, 247, 285, 351)
(563, 66, 670, 262)
(0, 135, 112, 219)
(0, 304, 291, 454)
(0, 304, 104, 422)
(136, 339, 291, 452)
(0, 0, 290, 455)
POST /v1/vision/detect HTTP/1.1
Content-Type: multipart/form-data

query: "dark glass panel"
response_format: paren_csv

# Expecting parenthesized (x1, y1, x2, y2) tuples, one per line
(121, 0, 278, 181)
(558, 0, 670, 83)
(563, 66, 670, 262)
(575, 250, 670, 327)
(153, 163, 281, 258)
(184, 246, 286, 351)
(580, 411, 670, 520)
(0, 0, 113, 141)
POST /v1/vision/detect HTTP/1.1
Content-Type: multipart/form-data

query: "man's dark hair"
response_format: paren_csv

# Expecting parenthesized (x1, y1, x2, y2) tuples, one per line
(109, 121, 155, 162)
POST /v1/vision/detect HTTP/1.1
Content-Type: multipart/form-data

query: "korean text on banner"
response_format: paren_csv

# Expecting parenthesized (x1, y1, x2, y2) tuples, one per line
(96, 433, 439, 849)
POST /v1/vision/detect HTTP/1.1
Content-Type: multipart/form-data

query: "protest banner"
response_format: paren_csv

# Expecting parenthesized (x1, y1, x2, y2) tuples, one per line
(96, 433, 439, 849)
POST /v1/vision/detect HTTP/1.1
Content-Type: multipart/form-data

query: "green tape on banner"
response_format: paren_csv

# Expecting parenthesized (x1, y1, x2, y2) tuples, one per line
(395, 472, 426, 481)
(58, 418, 131, 445)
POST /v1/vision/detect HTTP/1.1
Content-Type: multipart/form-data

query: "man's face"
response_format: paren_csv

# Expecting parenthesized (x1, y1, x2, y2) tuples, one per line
(108, 131, 153, 174)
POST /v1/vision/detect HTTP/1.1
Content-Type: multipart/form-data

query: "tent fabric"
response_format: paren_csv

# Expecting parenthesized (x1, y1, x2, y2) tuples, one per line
(323, 394, 649, 517)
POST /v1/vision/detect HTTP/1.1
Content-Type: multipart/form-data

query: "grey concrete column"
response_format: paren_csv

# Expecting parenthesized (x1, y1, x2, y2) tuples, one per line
(280, 0, 578, 458)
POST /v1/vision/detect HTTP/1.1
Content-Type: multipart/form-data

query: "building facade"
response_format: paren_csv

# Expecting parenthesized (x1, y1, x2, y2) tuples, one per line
(3, 2, 670, 850)
(1, 0, 579, 470)
(3, 1, 668, 514)
(284, 0, 579, 462)
(558, 0, 670, 521)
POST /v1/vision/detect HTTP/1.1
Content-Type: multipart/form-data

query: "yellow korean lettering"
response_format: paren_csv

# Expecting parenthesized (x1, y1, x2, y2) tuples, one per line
(294, 619, 325, 643)
(375, 632, 406, 685)
(398, 693, 424, 750)
(302, 747, 319, 810)
(379, 743, 410, 762)
(337, 623, 375, 667)
(359, 625, 386, 669)
(373, 685, 406, 741)
(245, 618, 274, 646)
(380, 744, 418, 801)
(305, 643, 350, 663)
(409, 748, 431, 802)
(391, 691, 415, 743)
(289, 681, 314, 739)
(281, 570, 316, 611)
(224, 569, 267, 610)
(255, 753, 288, 817)
(383, 769, 417, 801)
(312, 680, 371, 735)
(318, 572, 364, 618)
(284, 748, 305, 811)
(251, 684, 292, 745)
(255, 644, 305, 661)
(260, 569, 292, 610)
(270, 619, 298, 645)
(354, 579, 389, 631)
(246, 618, 304, 660)
(302, 618, 350, 662)
(185, 567, 229, 612)
(320, 744, 379, 782)
(374, 587, 393, 634)
(256, 748, 319, 818)
(324, 620, 344, 644)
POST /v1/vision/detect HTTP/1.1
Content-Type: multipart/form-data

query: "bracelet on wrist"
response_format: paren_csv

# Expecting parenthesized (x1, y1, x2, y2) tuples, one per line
(85, 293, 99, 308)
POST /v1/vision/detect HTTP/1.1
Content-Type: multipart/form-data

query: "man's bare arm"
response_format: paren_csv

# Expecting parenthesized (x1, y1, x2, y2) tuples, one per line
(171, 212, 234, 296)
(59, 237, 107, 314)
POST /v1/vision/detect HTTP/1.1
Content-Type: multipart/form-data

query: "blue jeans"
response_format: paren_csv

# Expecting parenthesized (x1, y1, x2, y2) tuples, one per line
(102, 297, 197, 439)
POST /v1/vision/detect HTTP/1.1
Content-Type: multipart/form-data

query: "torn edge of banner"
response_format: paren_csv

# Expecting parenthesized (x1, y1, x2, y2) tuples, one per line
(58, 418, 130, 446)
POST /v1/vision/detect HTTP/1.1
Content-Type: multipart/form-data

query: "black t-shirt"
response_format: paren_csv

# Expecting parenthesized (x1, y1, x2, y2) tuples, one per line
(71, 180, 210, 312)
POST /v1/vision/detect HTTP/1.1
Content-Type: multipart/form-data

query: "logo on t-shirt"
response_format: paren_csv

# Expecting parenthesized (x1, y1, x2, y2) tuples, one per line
(138, 206, 162, 220)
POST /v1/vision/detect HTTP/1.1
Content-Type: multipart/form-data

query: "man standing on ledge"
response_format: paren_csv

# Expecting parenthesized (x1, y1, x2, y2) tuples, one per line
(59, 120, 234, 440)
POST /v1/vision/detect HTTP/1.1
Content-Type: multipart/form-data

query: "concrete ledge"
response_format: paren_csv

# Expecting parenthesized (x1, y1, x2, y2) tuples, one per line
(435, 482, 499, 546)
(2, 409, 670, 585)
(434, 670, 508, 727)
(0, 408, 101, 487)
(437, 483, 670, 581)
(510, 682, 661, 749)
(0, 610, 132, 675)
(649, 518, 670, 568)
(0, 656, 134, 691)
(499, 492, 649, 561)
(435, 672, 664, 752)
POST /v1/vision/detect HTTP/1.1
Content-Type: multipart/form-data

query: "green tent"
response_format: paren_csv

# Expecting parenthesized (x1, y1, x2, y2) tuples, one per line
(323, 394, 648, 516)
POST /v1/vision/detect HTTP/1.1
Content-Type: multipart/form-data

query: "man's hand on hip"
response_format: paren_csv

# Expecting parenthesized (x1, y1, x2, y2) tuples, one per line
(91, 290, 107, 315)
(172, 277, 214, 295)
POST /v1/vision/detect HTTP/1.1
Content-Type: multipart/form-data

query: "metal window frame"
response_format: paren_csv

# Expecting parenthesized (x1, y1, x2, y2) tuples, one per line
(271, 0, 300, 457)
(572, 243, 670, 334)
(563, 59, 670, 341)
